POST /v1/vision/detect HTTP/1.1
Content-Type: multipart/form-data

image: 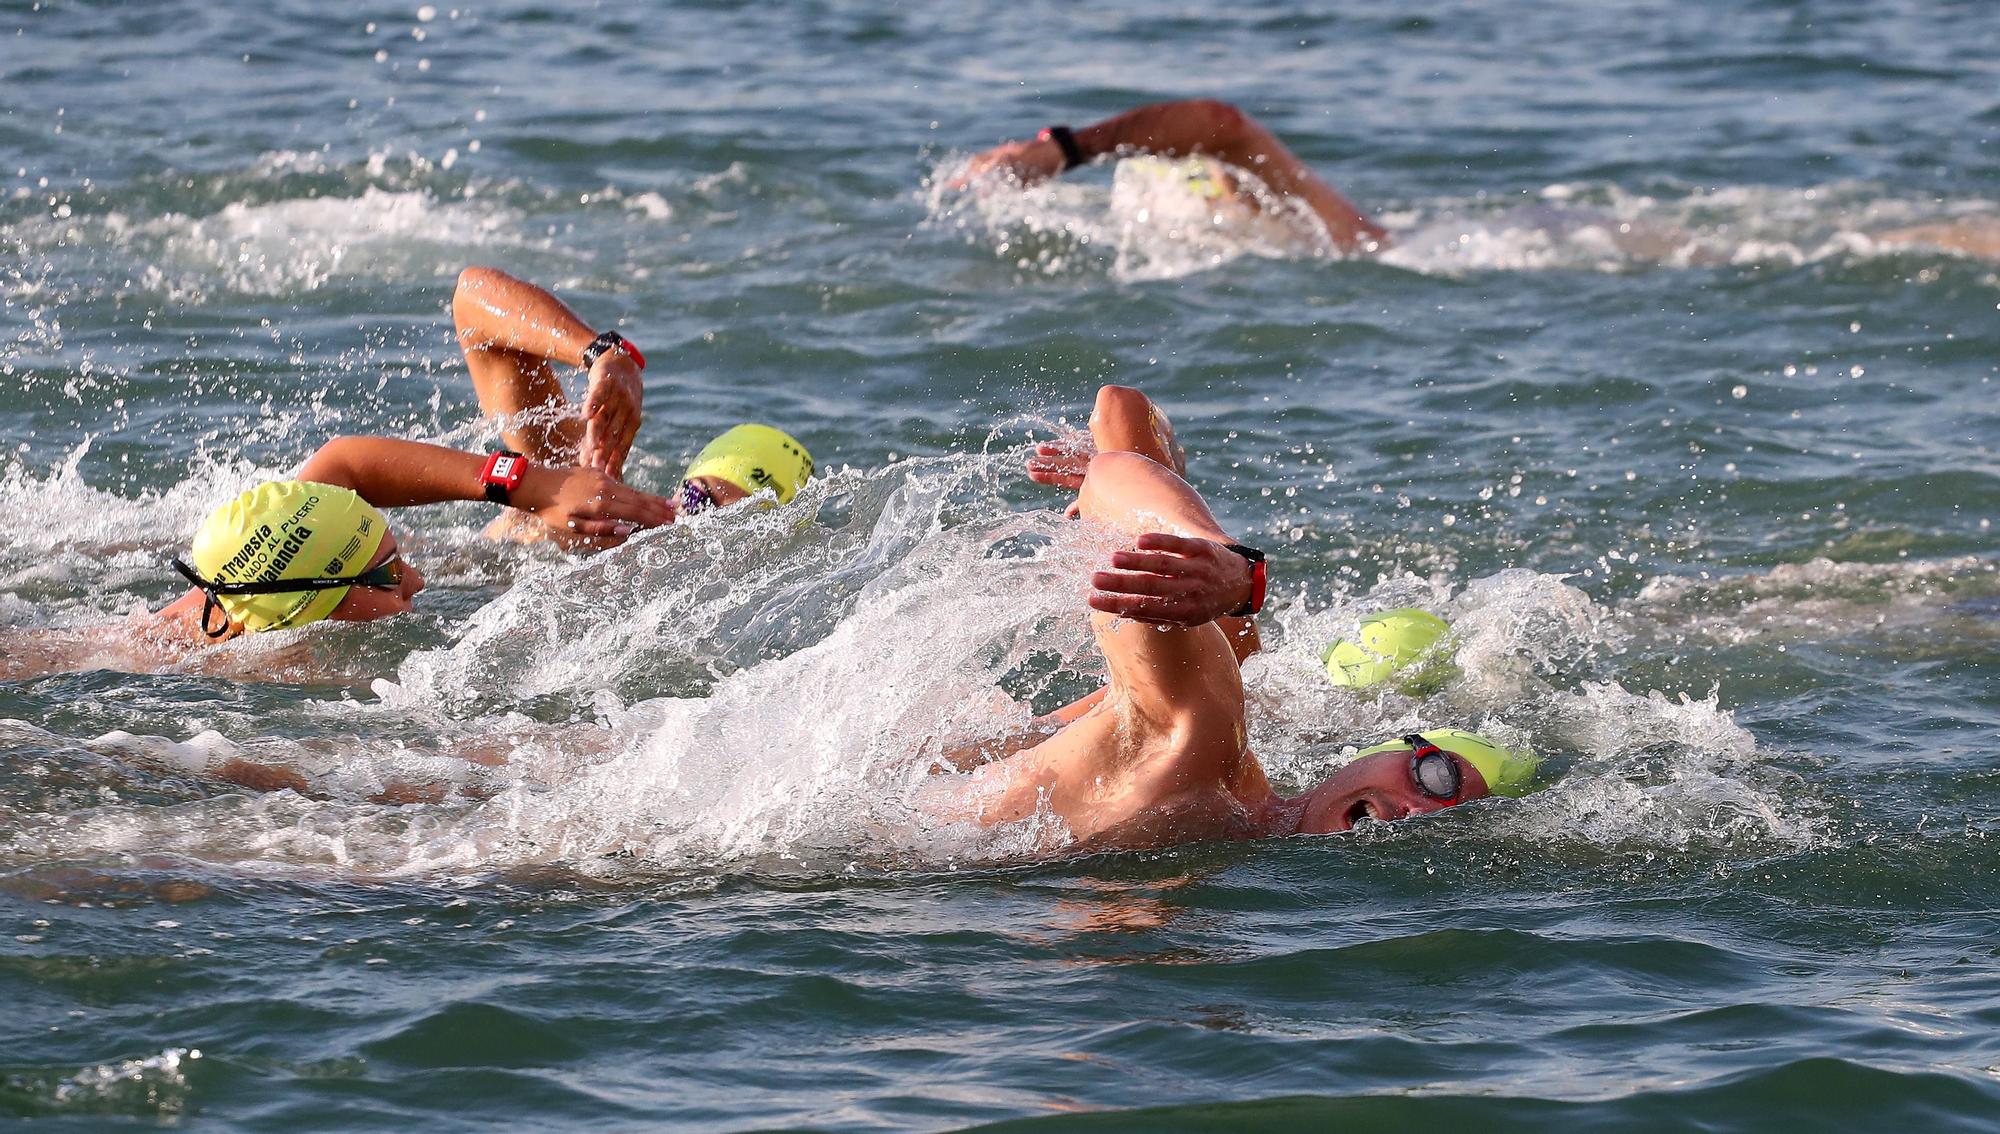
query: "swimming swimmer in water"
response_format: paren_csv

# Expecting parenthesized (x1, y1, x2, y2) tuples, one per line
(960, 99, 2000, 270)
(451, 267, 815, 549)
(957, 99, 1389, 255)
(0, 435, 676, 680)
(935, 389, 1539, 849)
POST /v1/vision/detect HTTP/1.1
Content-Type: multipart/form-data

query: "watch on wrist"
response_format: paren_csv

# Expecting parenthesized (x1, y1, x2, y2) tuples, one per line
(1037, 124, 1088, 172)
(1223, 543, 1267, 617)
(579, 329, 646, 372)
(480, 449, 530, 506)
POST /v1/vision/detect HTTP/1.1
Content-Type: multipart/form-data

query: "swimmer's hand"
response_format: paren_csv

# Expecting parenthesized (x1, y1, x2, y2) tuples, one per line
(517, 465, 675, 542)
(951, 137, 1068, 190)
(579, 350, 644, 479)
(1090, 534, 1255, 627)
(1026, 438, 1096, 490)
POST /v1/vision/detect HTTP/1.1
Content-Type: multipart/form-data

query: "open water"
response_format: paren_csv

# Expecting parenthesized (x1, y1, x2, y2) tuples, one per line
(4, 0, 2000, 1129)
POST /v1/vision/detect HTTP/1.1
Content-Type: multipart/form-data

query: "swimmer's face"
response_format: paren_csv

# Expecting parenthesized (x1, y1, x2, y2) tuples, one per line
(1293, 748, 1491, 834)
(681, 475, 751, 512)
(327, 528, 424, 622)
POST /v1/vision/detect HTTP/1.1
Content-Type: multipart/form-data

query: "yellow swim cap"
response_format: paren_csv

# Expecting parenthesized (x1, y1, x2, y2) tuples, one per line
(1355, 728, 1541, 798)
(684, 424, 814, 505)
(188, 480, 387, 633)
(1122, 155, 1229, 201)
(1322, 608, 1455, 692)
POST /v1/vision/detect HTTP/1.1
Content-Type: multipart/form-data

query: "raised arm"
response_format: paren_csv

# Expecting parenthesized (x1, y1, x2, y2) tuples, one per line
(1029, 386, 1261, 659)
(1074, 450, 1249, 750)
(452, 266, 645, 478)
(961, 99, 1386, 254)
(296, 435, 674, 540)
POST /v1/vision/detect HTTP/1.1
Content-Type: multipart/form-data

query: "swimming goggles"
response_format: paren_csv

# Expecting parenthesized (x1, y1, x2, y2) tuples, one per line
(1403, 733, 1462, 801)
(171, 554, 406, 638)
(677, 479, 717, 515)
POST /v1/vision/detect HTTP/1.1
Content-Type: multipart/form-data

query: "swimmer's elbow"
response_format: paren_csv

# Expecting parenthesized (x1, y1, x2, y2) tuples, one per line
(1180, 99, 1250, 145)
(452, 266, 512, 343)
(1093, 384, 1149, 417)
(295, 435, 370, 485)
(455, 265, 508, 296)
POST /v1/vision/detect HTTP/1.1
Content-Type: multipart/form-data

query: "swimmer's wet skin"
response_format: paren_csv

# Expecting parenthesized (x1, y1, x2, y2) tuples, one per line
(958, 98, 1388, 254)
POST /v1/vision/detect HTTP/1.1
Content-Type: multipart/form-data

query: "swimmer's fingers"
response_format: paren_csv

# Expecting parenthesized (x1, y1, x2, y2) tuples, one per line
(1087, 579, 1210, 625)
(1090, 534, 1251, 626)
(950, 139, 1065, 190)
(522, 468, 675, 537)
(580, 417, 633, 480)
(581, 353, 644, 478)
(1026, 440, 1093, 489)
(574, 486, 675, 529)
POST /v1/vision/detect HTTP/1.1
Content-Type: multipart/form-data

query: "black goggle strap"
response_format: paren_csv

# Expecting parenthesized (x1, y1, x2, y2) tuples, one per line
(172, 557, 235, 639)
(171, 555, 389, 638)
(171, 555, 384, 596)
(1402, 732, 1461, 800)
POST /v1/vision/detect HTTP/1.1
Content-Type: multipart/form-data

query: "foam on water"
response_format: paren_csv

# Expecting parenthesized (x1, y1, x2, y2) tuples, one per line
(0, 450, 1812, 878)
(0, 1047, 199, 1119)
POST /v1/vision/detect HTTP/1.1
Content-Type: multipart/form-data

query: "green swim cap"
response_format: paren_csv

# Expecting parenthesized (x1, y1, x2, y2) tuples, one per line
(684, 424, 814, 505)
(1322, 607, 1454, 690)
(1355, 728, 1541, 798)
(188, 480, 387, 633)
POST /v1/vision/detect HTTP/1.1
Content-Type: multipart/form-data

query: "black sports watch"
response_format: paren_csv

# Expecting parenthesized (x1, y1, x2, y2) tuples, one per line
(1223, 543, 1267, 618)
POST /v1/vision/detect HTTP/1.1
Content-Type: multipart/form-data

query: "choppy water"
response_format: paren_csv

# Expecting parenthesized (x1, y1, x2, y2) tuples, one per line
(5, 0, 2000, 1129)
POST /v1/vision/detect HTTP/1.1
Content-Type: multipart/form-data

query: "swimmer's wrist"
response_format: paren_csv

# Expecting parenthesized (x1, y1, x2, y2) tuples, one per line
(479, 449, 530, 506)
(579, 330, 646, 373)
(1223, 543, 1266, 618)
(1037, 125, 1088, 172)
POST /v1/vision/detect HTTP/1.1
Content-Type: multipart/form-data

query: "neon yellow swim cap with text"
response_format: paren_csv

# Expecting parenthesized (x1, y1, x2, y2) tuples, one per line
(684, 424, 814, 504)
(188, 480, 387, 633)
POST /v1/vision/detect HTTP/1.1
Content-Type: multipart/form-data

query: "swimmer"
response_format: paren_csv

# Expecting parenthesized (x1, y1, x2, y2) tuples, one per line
(942, 439, 1538, 850)
(1870, 218, 2000, 260)
(957, 99, 1389, 255)
(451, 267, 816, 549)
(966, 100, 1996, 270)
(933, 383, 1537, 848)
(0, 435, 674, 680)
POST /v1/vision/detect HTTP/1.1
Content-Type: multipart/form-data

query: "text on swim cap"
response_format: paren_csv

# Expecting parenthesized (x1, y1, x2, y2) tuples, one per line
(257, 525, 315, 581)
(218, 524, 275, 578)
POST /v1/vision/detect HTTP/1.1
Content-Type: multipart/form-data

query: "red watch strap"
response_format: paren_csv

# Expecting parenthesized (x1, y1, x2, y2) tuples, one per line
(580, 330, 645, 372)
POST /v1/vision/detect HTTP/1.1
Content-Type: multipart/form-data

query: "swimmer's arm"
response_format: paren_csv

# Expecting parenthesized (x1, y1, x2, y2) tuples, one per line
(296, 436, 674, 540)
(1030, 386, 1258, 658)
(964, 100, 1385, 254)
(452, 266, 643, 478)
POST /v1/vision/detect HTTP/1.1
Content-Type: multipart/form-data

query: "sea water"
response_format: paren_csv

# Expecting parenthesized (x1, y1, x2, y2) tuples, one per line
(4, 1, 1999, 1129)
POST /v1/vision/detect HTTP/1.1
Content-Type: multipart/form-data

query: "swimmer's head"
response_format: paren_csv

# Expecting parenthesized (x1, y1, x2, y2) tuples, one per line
(1118, 155, 1231, 201)
(178, 480, 390, 636)
(1110, 155, 1245, 226)
(681, 424, 814, 508)
(1293, 728, 1541, 834)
